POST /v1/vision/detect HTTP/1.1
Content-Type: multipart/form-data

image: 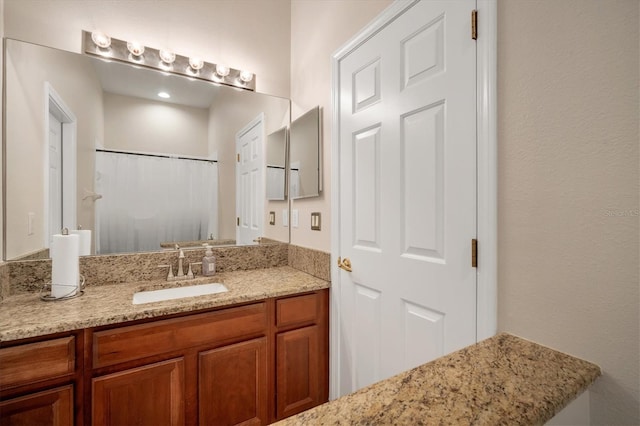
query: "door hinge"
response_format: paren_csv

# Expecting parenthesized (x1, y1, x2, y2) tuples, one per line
(471, 239, 478, 268)
(237, 153, 240, 162)
(471, 10, 478, 40)
(237, 217, 240, 226)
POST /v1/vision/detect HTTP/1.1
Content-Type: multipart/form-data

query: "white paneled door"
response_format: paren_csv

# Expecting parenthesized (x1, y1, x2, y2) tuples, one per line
(236, 114, 265, 246)
(336, 0, 478, 395)
(48, 112, 63, 243)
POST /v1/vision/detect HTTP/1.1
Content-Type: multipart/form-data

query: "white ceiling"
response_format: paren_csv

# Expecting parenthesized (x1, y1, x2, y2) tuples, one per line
(91, 57, 221, 109)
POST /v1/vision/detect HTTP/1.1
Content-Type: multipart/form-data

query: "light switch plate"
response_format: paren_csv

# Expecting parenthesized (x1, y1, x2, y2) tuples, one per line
(282, 209, 288, 227)
(311, 212, 321, 231)
(292, 209, 299, 228)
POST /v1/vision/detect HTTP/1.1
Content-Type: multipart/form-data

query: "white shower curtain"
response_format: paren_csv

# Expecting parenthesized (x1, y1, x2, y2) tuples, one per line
(95, 151, 218, 254)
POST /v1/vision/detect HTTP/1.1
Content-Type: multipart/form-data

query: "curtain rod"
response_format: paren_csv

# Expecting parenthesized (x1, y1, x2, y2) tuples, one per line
(96, 148, 217, 163)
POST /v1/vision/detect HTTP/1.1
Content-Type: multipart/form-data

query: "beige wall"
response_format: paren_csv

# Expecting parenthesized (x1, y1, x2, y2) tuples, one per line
(5, 40, 103, 259)
(3, 0, 291, 98)
(2, 0, 639, 423)
(497, 1, 639, 424)
(207, 88, 289, 241)
(3, 0, 291, 250)
(289, 0, 392, 251)
(104, 93, 209, 157)
(0, 0, 4, 261)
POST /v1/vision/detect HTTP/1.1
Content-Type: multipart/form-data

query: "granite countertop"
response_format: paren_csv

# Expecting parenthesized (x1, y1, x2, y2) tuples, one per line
(275, 333, 601, 426)
(0, 266, 329, 342)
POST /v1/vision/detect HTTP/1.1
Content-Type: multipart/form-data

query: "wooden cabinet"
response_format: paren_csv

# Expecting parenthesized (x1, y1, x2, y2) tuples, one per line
(276, 325, 322, 419)
(0, 385, 74, 426)
(89, 302, 268, 425)
(1, 289, 329, 426)
(274, 291, 329, 421)
(199, 338, 267, 425)
(0, 337, 75, 389)
(92, 358, 185, 426)
(0, 334, 80, 426)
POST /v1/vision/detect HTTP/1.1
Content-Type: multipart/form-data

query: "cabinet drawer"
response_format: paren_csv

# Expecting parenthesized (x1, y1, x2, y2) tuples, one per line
(0, 384, 74, 426)
(0, 336, 75, 389)
(93, 303, 267, 368)
(276, 293, 319, 329)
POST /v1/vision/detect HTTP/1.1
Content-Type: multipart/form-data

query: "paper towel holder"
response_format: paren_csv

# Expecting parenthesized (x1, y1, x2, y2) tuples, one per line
(40, 275, 86, 302)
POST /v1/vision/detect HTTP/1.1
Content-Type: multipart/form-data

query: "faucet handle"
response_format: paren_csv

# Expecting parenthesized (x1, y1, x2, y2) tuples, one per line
(186, 263, 194, 279)
(158, 264, 174, 281)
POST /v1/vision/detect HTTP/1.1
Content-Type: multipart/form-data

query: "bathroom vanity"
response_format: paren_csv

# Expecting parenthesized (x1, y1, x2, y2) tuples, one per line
(0, 267, 330, 425)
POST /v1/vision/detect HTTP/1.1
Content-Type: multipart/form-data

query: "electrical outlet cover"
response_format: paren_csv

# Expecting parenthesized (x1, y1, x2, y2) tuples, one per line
(292, 209, 299, 228)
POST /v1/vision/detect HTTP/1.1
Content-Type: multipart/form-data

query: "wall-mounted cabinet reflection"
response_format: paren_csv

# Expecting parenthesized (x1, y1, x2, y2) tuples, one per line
(266, 126, 288, 201)
(289, 106, 322, 200)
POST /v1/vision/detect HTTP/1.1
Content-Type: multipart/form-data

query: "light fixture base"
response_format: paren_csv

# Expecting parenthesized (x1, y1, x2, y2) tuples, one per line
(82, 30, 256, 92)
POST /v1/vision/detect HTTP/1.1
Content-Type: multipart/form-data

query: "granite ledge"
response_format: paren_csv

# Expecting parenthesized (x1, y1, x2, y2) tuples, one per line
(275, 333, 601, 426)
(0, 266, 329, 342)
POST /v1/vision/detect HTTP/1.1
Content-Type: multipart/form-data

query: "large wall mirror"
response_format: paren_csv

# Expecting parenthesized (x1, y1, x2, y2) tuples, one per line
(266, 126, 288, 201)
(3, 38, 290, 261)
(289, 106, 321, 199)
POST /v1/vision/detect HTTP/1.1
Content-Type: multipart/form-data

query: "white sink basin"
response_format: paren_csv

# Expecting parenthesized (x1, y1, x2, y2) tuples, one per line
(132, 283, 228, 305)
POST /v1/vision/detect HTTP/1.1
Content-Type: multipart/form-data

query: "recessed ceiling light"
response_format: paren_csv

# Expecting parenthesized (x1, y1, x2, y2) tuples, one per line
(158, 92, 170, 99)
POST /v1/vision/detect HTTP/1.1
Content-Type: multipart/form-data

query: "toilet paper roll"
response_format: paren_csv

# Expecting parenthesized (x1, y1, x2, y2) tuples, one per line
(51, 233, 79, 298)
(70, 229, 91, 256)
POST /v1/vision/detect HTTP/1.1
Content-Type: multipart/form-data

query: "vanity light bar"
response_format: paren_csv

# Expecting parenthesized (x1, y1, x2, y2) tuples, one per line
(82, 31, 256, 91)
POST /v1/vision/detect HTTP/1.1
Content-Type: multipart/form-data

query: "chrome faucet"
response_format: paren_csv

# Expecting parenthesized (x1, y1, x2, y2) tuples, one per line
(158, 245, 188, 281)
(176, 248, 185, 278)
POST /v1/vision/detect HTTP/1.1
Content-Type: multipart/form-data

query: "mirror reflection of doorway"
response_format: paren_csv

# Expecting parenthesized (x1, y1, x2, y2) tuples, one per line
(235, 114, 265, 245)
(48, 112, 62, 241)
(45, 83, 77, 246)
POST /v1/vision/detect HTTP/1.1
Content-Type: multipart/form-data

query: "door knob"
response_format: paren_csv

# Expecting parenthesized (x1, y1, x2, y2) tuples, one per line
(337, 257, 352, 272)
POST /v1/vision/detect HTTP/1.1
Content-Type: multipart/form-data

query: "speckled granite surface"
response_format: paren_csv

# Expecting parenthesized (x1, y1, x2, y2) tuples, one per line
(159, 238, 236, 248)
(13, 248, 49, 261)
(0, 266, 329, 342)
(288, 245, 330, 281)
(0, 263, 9, 302)
(274, 333, 601, 426)
(7, 243, 289, 294)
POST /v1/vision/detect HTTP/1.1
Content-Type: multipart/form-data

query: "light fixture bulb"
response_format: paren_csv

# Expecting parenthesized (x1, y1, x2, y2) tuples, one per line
(127, 41, 145, 57)
(91, 31, 111, 49)
(158, 92, 171, 99)
(189, 57, 204, 71)
(239, 71, 254, 83)
(159, 50, 176, 64)
(216, 64, 230, 77)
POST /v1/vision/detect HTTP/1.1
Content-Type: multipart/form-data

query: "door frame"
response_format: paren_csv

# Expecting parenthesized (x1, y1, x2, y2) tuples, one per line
(235, 113, 265, 245)
(44, 82, 77, 247)
(330, 0, 497, 399)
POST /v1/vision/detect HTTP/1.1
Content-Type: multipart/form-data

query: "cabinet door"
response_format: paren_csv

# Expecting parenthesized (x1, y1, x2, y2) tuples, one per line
(199, 338, 267, 426)
(0, 385, 73, 426)
(92, 358, 185, 426)
(276, 325, 321, 419)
